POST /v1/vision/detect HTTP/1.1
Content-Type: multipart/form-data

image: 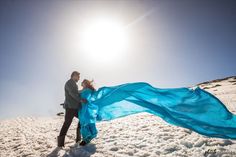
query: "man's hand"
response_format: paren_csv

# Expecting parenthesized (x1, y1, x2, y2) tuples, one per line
(80, 99, 88, 104)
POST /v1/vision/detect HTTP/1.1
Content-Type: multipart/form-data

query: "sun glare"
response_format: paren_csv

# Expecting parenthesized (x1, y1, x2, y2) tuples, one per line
(80, 18, 128, 63)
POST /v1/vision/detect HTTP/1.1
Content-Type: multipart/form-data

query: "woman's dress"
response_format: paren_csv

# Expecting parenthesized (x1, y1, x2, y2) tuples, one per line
(79, 82, 236, 143)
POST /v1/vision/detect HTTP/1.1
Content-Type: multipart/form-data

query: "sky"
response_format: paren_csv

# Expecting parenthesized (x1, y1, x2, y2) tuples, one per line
(0, 0, 236, 119)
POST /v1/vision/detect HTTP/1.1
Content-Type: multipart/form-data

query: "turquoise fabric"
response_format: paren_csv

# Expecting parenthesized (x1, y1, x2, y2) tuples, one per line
(78, 82, 236, 143)
(78, 89, 98, 143)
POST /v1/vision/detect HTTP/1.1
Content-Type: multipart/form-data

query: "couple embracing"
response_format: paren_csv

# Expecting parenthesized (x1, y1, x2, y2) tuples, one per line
(57, 71, 97, 147)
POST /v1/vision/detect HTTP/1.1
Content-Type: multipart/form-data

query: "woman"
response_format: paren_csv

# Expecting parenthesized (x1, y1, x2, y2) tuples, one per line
(78, 81, 236, 145)
(78, 79, 98, 146)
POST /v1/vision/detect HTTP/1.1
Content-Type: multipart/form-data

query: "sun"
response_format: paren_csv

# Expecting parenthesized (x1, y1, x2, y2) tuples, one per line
(80, 18, 128, 64)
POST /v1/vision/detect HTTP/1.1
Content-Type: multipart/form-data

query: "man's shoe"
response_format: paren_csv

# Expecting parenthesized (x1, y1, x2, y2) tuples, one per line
(57, 135, 65, 147)
(79, 140, 87, 146)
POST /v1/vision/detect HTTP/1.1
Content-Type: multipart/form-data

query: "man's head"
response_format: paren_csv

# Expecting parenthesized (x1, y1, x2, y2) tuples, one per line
(71, 71, 80, 82)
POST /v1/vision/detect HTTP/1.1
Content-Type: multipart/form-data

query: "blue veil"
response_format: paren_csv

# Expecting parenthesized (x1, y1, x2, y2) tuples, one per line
(78, 82, 236, 143)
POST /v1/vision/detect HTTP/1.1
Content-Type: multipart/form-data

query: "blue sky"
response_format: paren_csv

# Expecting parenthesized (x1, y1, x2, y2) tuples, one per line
(0, 0, 235, 119)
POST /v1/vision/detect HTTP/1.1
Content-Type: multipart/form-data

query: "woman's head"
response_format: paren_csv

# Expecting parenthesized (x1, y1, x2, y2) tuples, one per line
(81, 79, 95, 91)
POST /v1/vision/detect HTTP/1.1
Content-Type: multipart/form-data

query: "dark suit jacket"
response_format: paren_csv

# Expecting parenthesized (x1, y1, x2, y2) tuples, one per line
(63, 79, 82, 109)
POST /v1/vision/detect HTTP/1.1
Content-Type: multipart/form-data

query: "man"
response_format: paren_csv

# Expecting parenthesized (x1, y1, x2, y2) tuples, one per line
(58, 71, 87, 147)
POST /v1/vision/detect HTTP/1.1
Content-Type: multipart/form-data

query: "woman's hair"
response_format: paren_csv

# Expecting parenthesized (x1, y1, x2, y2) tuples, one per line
(83, 79, 96, 91)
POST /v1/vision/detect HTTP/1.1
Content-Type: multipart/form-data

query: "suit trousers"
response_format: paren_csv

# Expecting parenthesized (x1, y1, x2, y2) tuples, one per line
(59, 108, 81, 137)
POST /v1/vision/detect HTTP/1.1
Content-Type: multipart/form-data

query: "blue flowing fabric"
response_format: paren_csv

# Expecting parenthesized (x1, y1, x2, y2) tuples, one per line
(78, 82, 236, 143)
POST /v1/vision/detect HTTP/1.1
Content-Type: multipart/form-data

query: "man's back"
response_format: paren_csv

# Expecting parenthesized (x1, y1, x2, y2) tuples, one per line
(64, 79, 82, 109)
